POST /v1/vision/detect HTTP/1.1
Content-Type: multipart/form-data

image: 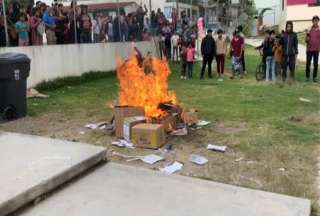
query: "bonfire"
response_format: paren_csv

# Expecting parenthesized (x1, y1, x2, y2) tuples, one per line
(116, 48, 177, 118)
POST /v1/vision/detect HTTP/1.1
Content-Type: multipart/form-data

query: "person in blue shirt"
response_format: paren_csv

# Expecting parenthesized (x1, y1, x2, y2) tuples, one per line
(43, 8, 56, 45)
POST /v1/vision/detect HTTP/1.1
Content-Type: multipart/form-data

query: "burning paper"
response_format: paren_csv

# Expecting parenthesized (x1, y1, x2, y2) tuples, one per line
(117, 51, 177, 118)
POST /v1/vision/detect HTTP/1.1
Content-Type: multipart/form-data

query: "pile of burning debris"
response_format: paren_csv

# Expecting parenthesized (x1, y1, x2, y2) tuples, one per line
(82, 48, 208, 150)
(107, 48, 203, 149)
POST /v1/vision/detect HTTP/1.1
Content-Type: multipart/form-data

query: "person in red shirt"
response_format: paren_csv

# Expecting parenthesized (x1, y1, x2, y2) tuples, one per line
(306, 15, 320, 82)
(230, 30, 245, 79)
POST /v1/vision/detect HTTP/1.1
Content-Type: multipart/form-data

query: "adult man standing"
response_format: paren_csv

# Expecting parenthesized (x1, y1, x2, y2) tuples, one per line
(215, 29, 227, 80)
(281, 21, 298, 82)
(306, 15, 320, 82)
(200, 29, 216, 79)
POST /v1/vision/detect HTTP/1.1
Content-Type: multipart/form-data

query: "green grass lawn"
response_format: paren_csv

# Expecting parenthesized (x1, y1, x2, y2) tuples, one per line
(3, 46, 320, 214)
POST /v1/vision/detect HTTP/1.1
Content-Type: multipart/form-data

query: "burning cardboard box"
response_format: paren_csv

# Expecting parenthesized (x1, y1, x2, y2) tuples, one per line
(111, 48, 201, 149)
(182, 110, 198, 126)
(114, 106, 145, 138)
(131, 124, 166, 149)
(123, 116, 146, 142)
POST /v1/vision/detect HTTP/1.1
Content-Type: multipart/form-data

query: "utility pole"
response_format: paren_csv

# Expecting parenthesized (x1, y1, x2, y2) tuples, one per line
(176, 0, 179, 19)
(2, 0, 9, 46)
(117, 0, 121, 41)
(73, 0, 77, 44)
(149, 0, 152, 16)
(190, 0, 193, 20)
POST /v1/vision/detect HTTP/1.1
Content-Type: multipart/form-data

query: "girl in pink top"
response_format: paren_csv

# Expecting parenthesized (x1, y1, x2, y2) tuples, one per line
(186, 43, 196, 79)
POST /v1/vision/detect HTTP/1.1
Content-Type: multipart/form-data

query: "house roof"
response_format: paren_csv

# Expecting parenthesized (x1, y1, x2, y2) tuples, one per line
(86, 1, 138, 12)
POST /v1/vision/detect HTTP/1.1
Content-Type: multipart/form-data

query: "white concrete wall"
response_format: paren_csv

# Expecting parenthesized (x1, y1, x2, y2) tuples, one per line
(280, 4, 320, 32)
(0, 42, 156, 88)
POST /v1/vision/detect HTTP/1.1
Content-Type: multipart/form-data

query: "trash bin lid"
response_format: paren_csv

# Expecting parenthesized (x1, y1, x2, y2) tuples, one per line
(0, 53, 30, 64)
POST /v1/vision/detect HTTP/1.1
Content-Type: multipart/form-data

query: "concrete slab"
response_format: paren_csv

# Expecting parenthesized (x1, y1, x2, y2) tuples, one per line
(21, 163, 311, 216)
(0, 131, 106, 216)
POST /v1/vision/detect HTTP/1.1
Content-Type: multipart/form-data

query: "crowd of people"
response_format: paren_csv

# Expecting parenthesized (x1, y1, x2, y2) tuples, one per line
(175, 15, 319, 84)
(0, 1, 187, 47)
(256, 15, 319, 83)
(175, 25, 245, 81)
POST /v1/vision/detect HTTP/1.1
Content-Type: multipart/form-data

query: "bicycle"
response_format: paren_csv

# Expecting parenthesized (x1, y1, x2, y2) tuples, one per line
(255, 50, 266, 81)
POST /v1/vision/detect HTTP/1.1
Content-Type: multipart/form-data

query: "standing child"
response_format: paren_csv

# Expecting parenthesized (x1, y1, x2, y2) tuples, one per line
(186, 43, 196, 79)
(180, 43, 187, 79)
(273, 35, 283, 80)
(230, 30, 244, 79)
(264, 30, 276, 81)
(171, 32, 180, 62)
(15, 13, 29, 46)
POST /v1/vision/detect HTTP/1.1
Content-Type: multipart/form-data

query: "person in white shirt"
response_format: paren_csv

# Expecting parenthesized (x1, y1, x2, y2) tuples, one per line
(92, 15, 100, 43)
(171, 32, 180, 62)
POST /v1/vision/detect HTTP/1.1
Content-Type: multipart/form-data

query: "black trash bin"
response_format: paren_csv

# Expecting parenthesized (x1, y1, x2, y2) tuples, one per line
(0, 53, 31, 120)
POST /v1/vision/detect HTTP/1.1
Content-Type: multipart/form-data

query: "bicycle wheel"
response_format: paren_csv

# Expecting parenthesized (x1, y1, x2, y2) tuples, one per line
(256, 63, 265, 81)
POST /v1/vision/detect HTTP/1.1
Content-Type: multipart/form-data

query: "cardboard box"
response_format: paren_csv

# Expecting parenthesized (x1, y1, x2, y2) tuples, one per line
(114, 106, 145, 138)
(123, 116, 146, 142)
(182, 111, 198, 125)
(152, 114, 178, 132)
(131, 124, 166, 149)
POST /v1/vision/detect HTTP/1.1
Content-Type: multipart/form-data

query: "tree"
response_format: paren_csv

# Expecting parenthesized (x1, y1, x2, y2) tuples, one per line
(238, 0, 256, 35)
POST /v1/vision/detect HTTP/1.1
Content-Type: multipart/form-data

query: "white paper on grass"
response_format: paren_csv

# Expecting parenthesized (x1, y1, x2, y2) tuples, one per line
(299, 97, 312, 103)
(160, 161, 184, 174)
(85, 122, 109, 130)
(207, 144, 227, 152)
(141, 155, 164, 165)
(111, 140, 134, 148)
(189, 154, 208, 165)
(197, 120, 211, 127)
(85, 124, 98, 130)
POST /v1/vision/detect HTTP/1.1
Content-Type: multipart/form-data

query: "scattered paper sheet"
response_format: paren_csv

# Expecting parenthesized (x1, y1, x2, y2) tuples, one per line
(207, 144, 227, 153)
(111, 140, 134, 149)
(111, 151, 139, 161)
(189, 154, 208, 165)
(85, 122, 113, 130)
(299, 97, 312, 103)
(141, 154, 164, 165)
(160, 161, 184, 174)
(85, 124, 99, 130)
(197, 120, 211, 127)
(171, 127, 188, 136)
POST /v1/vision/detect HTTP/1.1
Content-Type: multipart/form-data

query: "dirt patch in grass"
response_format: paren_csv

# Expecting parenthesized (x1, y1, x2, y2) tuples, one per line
(289, 112, 320, 126)
(213, 121, 248, 134)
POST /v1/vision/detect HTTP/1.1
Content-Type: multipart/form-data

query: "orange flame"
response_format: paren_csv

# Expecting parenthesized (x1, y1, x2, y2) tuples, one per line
(117, 53, 177, 118)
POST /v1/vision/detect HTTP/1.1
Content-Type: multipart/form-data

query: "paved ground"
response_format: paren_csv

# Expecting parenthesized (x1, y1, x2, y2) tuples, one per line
(246, 38, 320, 64)
(0, 131, 106, 216)
(20, 163, 311, 216)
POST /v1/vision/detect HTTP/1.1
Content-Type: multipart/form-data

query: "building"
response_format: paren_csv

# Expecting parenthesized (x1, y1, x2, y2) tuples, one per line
(57, 0, 199, 20)
(201, 0, 245, 30)
(280, 0, 320, 32)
